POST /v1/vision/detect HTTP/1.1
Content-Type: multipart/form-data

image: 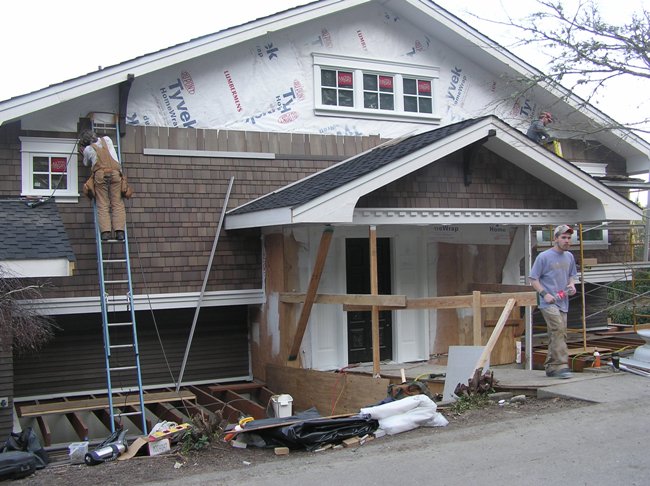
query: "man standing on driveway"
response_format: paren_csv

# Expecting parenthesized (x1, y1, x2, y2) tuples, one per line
(529, 224, 578, 379)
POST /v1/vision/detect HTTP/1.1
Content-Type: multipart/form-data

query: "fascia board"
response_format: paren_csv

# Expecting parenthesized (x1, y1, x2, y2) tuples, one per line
(0, 0, 370, 125)
(25, 289, 265, 315)
(403, 0, 650, 159)
(1, 258, 73, 278)
(486, 122, 643, 221)
(293, 119, 497, 223)
(225, 207, 292, 230)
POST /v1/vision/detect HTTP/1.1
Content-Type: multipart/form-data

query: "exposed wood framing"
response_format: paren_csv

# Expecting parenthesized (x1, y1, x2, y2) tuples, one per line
(369, 226, 380, 377)
(17, 390, 196, 417)
(287, 227, 334, 362)
(282, 293, 407, 306)
(472, 291, 482, 345)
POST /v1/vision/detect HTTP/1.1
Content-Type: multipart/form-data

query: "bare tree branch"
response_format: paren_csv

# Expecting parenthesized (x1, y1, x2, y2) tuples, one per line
(0, 267, 58, 355)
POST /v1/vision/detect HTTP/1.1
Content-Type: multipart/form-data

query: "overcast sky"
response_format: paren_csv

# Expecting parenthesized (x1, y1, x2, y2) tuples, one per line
(2, 0, 648, 129)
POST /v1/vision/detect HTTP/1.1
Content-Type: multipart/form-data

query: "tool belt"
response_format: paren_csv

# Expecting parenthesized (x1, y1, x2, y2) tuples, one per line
(82, 140, 134, 199)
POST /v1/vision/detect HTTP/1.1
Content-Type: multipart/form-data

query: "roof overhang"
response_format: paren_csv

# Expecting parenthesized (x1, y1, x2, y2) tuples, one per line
(225, 116, 643, 229)
(0, 0, 370, 125)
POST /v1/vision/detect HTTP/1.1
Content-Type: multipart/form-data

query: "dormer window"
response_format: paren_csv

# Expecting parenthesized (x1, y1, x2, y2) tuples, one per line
(314, 54, 440, 123)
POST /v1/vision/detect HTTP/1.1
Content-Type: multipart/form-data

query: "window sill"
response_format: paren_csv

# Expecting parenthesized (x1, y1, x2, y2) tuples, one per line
(315, 106, 441, 124)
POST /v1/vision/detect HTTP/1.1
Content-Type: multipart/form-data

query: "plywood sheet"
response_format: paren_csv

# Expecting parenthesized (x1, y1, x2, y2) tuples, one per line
(266, 364, 390, 415)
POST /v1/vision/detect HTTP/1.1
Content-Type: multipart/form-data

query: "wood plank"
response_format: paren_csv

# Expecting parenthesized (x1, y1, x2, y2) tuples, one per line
(475, 298, 516, 371)
(288, 227, 334, 361)
(281, 293, 407, 307)
(66, 412, 88, 441)
(36, 416, 51, 447)
(369, 226, 380, 377)
(265, 364, 390, 415)
(223, 390, 266, 419)
(480, 292, 537, 307)
(406, 296, 474, 309)
(18, 390, 196, 417)
(472, 291, 482, 346)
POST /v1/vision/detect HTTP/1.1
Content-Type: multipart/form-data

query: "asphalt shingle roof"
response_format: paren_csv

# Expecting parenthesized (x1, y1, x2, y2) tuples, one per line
(0, 198, 76, 262)
(229, 117, 489, 215)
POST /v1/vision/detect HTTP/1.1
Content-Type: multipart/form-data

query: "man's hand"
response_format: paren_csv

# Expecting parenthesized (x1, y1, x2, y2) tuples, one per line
(567, 284, 577, 296)
(543, 293, 556, 304)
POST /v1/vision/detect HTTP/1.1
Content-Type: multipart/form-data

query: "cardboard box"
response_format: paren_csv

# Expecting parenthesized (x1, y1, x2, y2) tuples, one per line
(147, 438, 170, 456)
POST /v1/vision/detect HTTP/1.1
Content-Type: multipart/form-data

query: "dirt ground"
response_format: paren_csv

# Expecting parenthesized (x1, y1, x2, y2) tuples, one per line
(15, 396, 588, 486)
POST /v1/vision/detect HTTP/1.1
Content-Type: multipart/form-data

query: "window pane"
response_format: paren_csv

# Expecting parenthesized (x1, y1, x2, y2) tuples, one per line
(417, 80, 432, 95)
(53, 173, 67, 190)
(363, 74, 377, 91)
(338, 71, 353, 87)
(51, 157, 67, 173)
(419, 98, 432, 113)
(322, 88, 337, 105)
(33, 156, 49, 172)
(339, 90, 354, 107)
(322, 70, 336, 87)
(380, 93, 394, 110)
(33, 174, 49, 190)
(364, 92, 379, 109)
(379, 76, 393, 92)
(404, 96, 418, 112)
(403, 78, 417, 95)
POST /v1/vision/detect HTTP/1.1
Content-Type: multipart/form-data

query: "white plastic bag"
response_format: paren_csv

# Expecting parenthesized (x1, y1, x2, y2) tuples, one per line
(360, 395, 448, 435)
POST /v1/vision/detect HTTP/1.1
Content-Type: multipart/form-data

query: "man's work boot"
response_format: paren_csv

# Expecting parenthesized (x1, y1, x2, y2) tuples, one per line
(115, 231, 125, 241)
(101, 232, 111, 241)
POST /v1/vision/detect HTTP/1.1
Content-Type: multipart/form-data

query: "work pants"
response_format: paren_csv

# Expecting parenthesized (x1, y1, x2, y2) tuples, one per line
(540, 305, 569, 373)
(94, 168, 125, 234)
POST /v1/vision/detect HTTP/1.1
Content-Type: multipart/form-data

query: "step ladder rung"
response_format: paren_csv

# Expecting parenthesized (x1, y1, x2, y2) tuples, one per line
(109, 366, 137, 372)
(110, 344, 134, 349)
(108, 322, 133, 327)
(105, 279, 129, 284)
(103, 259, 127, 264)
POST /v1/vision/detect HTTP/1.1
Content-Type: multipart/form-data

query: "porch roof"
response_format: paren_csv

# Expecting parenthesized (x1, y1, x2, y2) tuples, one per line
(225, 116, 643, 230)
(0, 198, 76, 278)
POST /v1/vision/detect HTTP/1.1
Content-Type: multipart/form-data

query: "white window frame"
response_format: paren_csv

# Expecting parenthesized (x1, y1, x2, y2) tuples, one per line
(20, 137, 79, 202)
(313, 53, 441, 124)
(536, 227, 609, 250)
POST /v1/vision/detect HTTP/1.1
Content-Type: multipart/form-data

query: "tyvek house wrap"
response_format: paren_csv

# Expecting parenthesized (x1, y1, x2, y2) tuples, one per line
(125, 3, 535, 138)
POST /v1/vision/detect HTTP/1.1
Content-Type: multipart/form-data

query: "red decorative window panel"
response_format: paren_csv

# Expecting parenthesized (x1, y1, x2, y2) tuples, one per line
(379, 76, 393, 90)
(51, 157, 67, 173)
(418, 80, 431, 94)
(338, 72, 353, 87)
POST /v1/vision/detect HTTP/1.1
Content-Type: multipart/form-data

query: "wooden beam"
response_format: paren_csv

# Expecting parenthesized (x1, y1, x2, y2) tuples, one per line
(223, 390, 266, 419)
(474, 298, 516, 371)
(288, 227, 334, 361)
(65, 412, 88, 441)
(36, 416, 51, 447)
(472, 291, 482, 345)
(281, 293, 407, 307)
(480, 292, 537, 307)
(92, 409, 118, 432)
(370, 226, 380, 377)
(148, 402, 187, 425)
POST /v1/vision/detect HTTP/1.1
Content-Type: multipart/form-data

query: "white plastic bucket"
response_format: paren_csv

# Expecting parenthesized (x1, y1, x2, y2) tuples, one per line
(271, 394, 293, 418)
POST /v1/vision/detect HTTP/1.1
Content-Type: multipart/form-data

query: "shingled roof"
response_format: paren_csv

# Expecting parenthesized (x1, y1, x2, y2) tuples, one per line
(0, 198, 76, 264)
(229, 116, 489, 215)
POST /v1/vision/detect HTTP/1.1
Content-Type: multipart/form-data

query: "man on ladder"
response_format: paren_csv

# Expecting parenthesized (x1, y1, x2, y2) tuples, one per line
(526, 111, 563, 157)
(79, 130, 126, 241)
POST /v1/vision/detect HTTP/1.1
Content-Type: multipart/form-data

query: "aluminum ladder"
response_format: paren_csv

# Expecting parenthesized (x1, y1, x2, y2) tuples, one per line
(91, 114, 147, 434)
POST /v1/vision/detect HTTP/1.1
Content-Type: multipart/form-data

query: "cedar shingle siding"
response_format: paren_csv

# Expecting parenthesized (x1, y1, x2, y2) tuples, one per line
(358, 147, 576, 209)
